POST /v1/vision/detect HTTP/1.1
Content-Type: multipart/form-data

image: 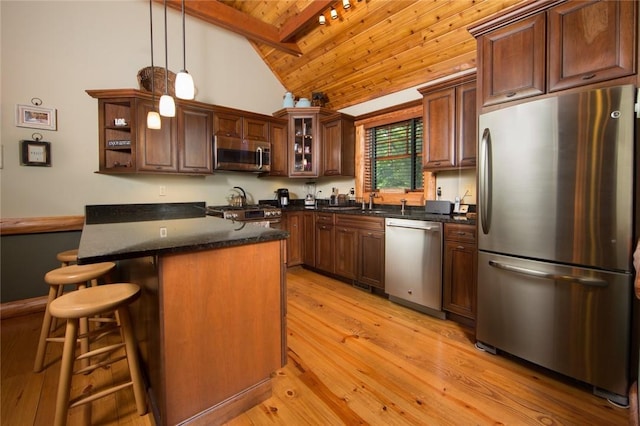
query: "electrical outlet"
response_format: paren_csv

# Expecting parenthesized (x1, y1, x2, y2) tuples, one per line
(159, 186, 166, 196)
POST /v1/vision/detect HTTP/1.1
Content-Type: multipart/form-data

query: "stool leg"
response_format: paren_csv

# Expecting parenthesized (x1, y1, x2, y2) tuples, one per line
(54, 318, 79, 426)
(117, 306, 147, 415)
(34, 285, 58, 373)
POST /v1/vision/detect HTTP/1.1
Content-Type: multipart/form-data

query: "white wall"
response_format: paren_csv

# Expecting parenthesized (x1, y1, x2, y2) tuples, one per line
(0, 0, 353, 218)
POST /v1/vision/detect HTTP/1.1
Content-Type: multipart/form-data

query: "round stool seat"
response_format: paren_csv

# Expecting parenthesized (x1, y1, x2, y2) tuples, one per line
(56, 249, 78, 265)
(45, 262, 115, 286)
(50, 284, 140, 319)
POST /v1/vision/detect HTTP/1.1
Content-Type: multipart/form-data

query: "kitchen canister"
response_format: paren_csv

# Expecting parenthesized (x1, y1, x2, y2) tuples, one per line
(295, 97, 311, 107)
(283, 92, 294, 108)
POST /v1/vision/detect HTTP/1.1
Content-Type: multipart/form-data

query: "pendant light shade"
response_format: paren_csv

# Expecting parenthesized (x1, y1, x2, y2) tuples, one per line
(147, 0, 161, 129)
(147, 110, 162, 129)
(159, 94, 176, 117)
(175, 0, 195, 100)
(160, 0, 175, 117)
(175, 71, 194, 100)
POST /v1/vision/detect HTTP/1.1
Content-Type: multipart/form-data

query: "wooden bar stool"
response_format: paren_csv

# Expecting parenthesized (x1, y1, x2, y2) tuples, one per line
(56, 249, 78, 267)
(49, 283, 147, 426)
(33, 262, 116, 373)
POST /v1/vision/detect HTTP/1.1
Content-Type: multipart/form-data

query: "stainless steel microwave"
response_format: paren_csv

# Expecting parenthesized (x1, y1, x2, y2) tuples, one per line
(214, 136, 270, 172)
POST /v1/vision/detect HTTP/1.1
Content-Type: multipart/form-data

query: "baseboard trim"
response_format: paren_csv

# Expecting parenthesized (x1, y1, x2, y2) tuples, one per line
(1, 296, 47, 319)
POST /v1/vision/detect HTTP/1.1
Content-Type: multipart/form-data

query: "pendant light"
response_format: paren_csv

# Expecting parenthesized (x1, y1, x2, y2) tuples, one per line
(147, 0, 161, 129)
(159, 0, 175, 117)
(175, 0, 194, 100)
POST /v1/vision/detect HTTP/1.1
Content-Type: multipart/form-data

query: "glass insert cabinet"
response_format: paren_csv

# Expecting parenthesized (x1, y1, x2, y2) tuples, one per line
(293, 116, 314, 173)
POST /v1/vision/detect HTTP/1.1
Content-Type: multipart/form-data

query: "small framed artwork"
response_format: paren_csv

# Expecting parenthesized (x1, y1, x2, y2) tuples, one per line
(20, 140, 51, 167)
(16, 104, 57, 130)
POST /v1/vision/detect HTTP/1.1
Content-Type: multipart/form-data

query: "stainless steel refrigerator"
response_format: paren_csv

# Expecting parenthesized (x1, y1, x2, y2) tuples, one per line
(476, 84, 636, 406)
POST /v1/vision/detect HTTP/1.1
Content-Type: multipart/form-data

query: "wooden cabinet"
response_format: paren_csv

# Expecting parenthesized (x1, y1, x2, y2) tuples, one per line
(269, 119, 289, 177)
(273, 107, 354, 178)
(547, 1, 636, 92)
(87, 89, 214, 175)
(419, 75, 477, 171)
(315, 212, 335, 273)
(476, 12, 546, 107)
(302, 210, 316, 267)
(321, 113, 355, 177)
(284, 211, 303, 266)
(335, 214, 385, 290)
(470, 0, 637, 108)
(177, 105, 213, 174)
(213, 111, 242, 137)
(443, 223, 477, 321)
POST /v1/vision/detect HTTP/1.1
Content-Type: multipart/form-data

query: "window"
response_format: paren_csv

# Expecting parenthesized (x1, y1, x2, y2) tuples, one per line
(364, 118, 423, 192)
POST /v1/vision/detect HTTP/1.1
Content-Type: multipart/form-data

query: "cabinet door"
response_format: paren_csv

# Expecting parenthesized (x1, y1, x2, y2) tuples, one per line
(269, 120, 288, 177)
(547, 1, 636, 92)
(322, 118, 342, 176)
(358, 229, 385, 290)
(244, 117, 269, 141)
(290, 115, 319, 177)
(315, 223, 334, 273)
(303, 211, 316, 267)
(214, 111, 242, 137)
(178, 106, 213, 174)
(456, 81, 477, 168)
(287, 212, 303, 266)
(443, 240, 477, 319)
(335, 226, 357, 280)
(423, 87, 455, 169)
(479, 12, 546, 106)
(137, 101, 178, 172)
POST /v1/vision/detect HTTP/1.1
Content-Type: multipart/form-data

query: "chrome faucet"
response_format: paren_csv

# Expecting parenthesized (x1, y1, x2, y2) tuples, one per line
(369, 192, 376, 210)
(400, 199, 407, 214)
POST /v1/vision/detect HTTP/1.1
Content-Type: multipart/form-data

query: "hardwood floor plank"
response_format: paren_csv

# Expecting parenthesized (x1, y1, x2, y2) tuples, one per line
(1, 268, 627, 425)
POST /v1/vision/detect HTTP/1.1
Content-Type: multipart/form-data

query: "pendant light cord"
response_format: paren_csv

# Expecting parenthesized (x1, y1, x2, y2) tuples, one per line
(164, 0, 169, 94)
(149, 0, 155, 103)
(181, 0, 186, 70)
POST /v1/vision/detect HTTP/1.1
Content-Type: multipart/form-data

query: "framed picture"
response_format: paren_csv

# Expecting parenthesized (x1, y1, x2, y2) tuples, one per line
(15, 104, 57, 130)
(20, 140, 51, 166)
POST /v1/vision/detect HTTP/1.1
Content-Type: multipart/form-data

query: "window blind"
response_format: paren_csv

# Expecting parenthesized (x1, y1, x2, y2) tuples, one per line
(364, 118, 423, 192)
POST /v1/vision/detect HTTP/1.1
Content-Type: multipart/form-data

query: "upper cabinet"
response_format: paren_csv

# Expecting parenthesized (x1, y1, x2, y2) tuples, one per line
(470, 0, 637, 108)
(268, 118, 289, 177)
(88, 89, 214, 175)
(419, 75, 477, 171)
(547, 1, 636, 92)
(321, 113, 355, 177)
(273, 107, 355, 178)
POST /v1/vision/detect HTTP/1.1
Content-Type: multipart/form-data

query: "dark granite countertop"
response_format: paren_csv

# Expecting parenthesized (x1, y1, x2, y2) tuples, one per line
(279, 204, 476, 225)
(78, 203, 288, 264)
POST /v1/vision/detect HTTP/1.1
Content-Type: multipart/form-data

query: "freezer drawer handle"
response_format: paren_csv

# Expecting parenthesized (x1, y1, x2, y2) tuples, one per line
(488, 260, 607, 287)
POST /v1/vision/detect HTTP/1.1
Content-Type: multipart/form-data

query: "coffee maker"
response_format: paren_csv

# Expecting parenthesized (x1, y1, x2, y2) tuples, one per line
(276, 188, 289, 207)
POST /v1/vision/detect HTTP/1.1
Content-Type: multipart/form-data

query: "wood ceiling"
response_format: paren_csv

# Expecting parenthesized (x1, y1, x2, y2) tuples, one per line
(166, 0, 529, 111)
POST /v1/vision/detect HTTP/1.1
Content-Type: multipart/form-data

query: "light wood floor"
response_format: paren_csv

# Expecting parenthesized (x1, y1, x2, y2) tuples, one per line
(2, 267, 628, 425)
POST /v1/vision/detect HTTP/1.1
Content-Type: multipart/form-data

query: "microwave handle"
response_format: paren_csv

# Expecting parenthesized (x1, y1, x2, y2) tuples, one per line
(257, 147, 263, 170)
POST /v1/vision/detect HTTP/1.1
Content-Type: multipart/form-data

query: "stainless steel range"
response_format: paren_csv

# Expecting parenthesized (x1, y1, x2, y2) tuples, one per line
(206, 204, 282, 226)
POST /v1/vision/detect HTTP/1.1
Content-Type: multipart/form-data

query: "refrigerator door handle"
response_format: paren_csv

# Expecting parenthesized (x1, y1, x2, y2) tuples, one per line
(479, 128, 492, 234)
(488, 260, 608, 287)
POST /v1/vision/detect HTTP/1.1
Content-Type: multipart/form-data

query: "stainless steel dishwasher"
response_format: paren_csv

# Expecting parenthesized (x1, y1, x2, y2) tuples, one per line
(385, 218, 445, 319)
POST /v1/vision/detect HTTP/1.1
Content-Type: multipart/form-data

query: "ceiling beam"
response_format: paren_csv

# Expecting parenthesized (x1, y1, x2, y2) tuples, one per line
(278, 0, 334, 43)
(161, 0, 302, 57)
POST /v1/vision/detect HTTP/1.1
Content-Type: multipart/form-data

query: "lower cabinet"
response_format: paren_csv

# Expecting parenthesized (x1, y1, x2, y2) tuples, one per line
(315, 213, 335, 273)
(302, 211, 316, 267)
(443, 223, 477, 321)
(284, 211, 303, 266)
(335, 214, 385, 290)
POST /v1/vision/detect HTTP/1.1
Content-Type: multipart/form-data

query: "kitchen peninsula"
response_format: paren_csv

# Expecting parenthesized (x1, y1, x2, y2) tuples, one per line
(77, 202, 288, 426)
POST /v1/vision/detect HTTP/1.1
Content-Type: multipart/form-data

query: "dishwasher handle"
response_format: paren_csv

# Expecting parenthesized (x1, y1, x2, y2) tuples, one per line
(386, 220, 440, 231)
